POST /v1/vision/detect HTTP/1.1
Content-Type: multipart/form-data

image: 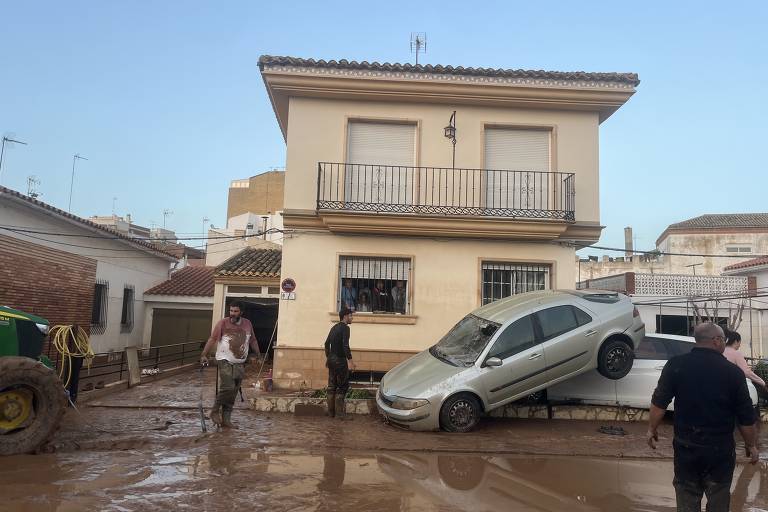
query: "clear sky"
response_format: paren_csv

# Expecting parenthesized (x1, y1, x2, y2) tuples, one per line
(1, 1, 766, 252)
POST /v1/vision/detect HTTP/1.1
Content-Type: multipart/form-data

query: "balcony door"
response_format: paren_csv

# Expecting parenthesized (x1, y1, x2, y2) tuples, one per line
(483, 128, 550, 213)
(346, 121, 415, 207)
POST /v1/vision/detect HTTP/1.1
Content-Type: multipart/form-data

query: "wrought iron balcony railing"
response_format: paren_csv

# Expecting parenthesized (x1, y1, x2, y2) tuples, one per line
(316, 162, 575, 221)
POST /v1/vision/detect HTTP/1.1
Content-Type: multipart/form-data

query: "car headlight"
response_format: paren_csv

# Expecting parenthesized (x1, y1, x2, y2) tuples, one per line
(390, 397, 429, 410)
(35, 323, 49, 335)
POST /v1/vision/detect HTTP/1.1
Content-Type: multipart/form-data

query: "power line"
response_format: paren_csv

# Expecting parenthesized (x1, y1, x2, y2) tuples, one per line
(571, 243, 768, 260)
(0, 224, 285, 242)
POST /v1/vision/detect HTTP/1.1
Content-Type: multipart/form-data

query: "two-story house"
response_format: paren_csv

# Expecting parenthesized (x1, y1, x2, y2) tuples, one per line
(259, 56, 639, 389)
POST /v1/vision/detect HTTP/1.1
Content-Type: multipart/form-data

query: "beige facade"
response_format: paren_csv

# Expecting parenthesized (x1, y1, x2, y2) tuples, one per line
(657, 232, 768, 276)
(226, 170, 285, 219)
(259, 56, 638, 389)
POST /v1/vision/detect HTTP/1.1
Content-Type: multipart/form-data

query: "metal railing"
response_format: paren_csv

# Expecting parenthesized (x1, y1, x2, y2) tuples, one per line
(54, 340, 205, 392)
(317, 162, 575, 221)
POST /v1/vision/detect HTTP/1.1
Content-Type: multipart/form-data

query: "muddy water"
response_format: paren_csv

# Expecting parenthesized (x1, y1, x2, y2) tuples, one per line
(2, 446, 768, 511)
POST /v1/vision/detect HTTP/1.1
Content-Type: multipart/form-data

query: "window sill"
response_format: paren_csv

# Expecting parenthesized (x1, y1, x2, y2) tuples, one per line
(328, 312, 417, 325)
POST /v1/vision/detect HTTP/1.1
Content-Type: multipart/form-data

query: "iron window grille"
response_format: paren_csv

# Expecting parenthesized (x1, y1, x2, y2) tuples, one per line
(482, 262, 550, 305)
(120, 285, 135, 333)
(91, 279, 109, 335)
(338, 256, 411, 314)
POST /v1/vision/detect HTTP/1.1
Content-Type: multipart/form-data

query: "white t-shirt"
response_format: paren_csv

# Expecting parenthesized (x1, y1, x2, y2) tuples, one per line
(211, 317, 255, 364)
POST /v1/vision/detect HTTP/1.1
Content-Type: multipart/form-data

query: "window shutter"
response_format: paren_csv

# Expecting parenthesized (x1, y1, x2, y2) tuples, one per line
(484, 128, 550, 171)
(347, 122, 415, 166)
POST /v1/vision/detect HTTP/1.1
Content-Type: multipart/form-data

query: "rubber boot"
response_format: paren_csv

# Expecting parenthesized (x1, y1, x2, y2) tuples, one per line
(222, 408, 236, 429)
(335, 395, 351, 420)
(210, 405, 223, 426)
(327, 391, 336, 418)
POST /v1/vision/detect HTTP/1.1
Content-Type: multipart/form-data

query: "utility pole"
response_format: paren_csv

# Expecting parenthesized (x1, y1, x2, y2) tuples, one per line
(68, 154, 88, 212)
(202, 216, 210, 249)
(0, 136, 28, 183)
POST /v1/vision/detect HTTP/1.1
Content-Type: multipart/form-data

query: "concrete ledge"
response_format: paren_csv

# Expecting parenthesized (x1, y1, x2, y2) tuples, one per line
(249, 396, 378, 415)
(78, 362, 200, 404)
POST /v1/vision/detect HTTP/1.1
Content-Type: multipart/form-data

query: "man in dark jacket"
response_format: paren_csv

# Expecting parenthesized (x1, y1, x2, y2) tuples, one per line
(325, 307, 355, 418)
(648, 322, 758, 511)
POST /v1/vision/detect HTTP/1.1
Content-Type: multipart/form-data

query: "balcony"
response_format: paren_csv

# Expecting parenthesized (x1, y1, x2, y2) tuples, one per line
(310, 162, 576, 240)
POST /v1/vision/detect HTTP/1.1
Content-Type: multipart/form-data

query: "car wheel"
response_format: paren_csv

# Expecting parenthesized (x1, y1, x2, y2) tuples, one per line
(597, 338, 634, 380)
(439, 393, 481, 433)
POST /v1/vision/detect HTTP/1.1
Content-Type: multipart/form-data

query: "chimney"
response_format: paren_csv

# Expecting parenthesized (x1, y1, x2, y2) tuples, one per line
(624, 227, 633, 260)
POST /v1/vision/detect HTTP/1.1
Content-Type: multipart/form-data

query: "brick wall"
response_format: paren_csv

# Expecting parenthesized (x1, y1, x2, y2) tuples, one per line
(227, 171, 285, 219)
(273, 346, 417, 390)
(0, 233, 97, 353)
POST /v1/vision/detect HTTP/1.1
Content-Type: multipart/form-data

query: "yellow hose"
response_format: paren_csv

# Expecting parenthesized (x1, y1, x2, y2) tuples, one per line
(49, 325, 94, 388)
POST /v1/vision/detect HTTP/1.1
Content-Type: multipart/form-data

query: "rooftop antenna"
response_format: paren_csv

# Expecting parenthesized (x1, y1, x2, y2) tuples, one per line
(0, 134, 28, 183)
(26, 175, 40, 199)
(112, 196, 118, 215)
(410, 32, 427, 65)
(162, 209, 173, 229)
(201, 216, 210, 249)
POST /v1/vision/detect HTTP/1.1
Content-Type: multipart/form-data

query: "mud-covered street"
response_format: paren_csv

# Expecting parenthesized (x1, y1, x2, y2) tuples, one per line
(2, 370, 768, 511)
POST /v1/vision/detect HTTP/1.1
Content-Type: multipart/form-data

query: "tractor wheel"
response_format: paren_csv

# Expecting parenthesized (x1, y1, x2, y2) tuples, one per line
(0, 356, 67, 456)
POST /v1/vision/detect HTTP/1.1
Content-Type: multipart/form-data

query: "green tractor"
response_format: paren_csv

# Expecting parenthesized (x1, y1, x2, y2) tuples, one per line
(0, 306, 67, 455)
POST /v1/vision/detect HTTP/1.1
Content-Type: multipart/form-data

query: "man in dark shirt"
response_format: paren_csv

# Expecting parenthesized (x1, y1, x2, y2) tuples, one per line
(324, 307, 355, 418)
(648, 322, 758, 511)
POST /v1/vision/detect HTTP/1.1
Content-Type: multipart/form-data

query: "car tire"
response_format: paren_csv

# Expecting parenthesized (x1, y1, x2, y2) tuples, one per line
(439, 393, 481, 433)
(597, 338, 634, 380)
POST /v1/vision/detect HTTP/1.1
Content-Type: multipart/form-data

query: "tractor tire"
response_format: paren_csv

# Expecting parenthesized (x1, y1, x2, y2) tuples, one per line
(0, 356, 67, 456)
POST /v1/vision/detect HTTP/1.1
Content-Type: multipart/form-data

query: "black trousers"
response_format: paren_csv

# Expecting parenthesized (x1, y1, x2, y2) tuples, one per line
(326, 356, 349, 394)
(673, 437, 736, 512)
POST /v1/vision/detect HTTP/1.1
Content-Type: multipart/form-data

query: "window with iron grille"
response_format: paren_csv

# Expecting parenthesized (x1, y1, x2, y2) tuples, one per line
(91, 280, 109, 335)
(338, 256, 411, 314)
(481, 262, 550, 305)
(120, 285, 135, 333)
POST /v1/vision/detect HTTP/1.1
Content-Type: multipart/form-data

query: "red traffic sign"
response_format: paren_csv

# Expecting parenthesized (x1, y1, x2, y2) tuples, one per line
(281, 278, 297, 293)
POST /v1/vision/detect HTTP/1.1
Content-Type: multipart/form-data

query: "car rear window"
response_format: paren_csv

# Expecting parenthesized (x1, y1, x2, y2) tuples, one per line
(573, 307, 592, 326)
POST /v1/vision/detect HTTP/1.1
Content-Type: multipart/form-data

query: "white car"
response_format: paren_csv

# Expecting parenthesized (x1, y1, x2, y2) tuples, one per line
(548, 333, 759, 408)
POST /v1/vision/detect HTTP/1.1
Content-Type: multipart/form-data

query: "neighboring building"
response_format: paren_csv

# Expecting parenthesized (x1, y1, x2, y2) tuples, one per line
(578, 272, 763, 356)
(723, 256, 768, 359)
(90, 214, 152, 239)
(655, 214, 768, 276)
(226, 211, 284, 245)
(0, 186, 176, 353)
(143, 266, 215, 347)
(227, 170, 285, 220)
(212, 247, 281, 355)
(204, 228, 281, 267)
(151, 241, 206, 267)
(259, 55, 639, 389)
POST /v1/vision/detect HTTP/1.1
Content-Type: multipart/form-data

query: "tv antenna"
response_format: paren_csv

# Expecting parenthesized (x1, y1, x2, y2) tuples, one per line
(26, 175, 41, 199)
(410, 32, 427, 65)
(162, 209, 173, 229)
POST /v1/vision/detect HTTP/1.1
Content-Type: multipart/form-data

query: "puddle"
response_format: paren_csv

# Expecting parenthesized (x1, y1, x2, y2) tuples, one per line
(2, 448, 768, 511)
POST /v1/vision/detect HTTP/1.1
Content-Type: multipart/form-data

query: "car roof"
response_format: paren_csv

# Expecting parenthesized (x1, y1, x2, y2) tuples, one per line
(644, 333, 695, 343)
(472, 289, 624, 325)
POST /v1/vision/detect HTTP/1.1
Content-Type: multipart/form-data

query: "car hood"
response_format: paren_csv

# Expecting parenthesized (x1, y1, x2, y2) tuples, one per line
(380, 350, 465, 399)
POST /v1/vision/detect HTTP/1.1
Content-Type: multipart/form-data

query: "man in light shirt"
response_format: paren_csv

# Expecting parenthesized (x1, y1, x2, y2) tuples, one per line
(200, 302, 260, 428)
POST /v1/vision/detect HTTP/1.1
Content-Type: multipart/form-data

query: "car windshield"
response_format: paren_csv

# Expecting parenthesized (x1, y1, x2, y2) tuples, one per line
(430, 314, 499, 367)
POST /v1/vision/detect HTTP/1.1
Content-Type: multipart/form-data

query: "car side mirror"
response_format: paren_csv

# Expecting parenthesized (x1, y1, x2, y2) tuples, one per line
(485, 357, 503, 368)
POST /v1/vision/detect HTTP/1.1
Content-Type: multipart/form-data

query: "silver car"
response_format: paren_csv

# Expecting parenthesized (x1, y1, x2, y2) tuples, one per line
(377, 290, 645, 432)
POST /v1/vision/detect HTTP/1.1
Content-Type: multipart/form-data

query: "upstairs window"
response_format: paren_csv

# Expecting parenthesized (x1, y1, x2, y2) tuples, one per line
(725, 245, 752, 253)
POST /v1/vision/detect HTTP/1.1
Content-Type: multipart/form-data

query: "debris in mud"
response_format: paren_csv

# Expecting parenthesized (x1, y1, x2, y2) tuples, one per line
(598, 425, 627, 436)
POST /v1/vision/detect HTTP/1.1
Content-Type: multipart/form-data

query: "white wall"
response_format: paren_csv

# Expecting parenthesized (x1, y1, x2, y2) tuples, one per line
(1, 197, 173, 353)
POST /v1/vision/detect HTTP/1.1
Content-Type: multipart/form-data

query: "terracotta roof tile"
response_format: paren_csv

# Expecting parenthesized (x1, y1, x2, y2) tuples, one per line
(723, 256, 768, 273)
(145, 266, 215, 296)
(215, 248, 281, 278)
(0, 185, 177, 259)
(258, 55, 640, 86)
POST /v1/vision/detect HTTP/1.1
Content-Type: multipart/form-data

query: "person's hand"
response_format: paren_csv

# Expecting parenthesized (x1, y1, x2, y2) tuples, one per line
(348, 359, 356, 371)
(200, 354, 209, 367)
(747, 445, 760, 465)
(647, 428, 659, 450)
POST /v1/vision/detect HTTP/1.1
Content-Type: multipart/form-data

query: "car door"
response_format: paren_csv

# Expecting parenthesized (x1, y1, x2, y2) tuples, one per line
(614, 336, 671, 408)
(538, 305, 596, 384)
(477, 313, 547, 407)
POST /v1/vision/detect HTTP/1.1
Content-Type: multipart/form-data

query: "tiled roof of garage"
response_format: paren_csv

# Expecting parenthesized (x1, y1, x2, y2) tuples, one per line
(145, 266, 215, 296)
(215, 248, 281, 278)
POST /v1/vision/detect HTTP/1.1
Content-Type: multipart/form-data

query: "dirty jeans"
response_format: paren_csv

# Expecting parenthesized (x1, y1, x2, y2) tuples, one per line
(215, 360, 245, 415)
(673, 437, 736, 512)
(326, 356, 349, 395)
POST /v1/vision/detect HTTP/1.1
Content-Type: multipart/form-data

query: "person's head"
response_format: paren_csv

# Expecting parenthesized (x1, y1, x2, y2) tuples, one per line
(376, 280, 384, 289)
(228, 302, 243, 322)
(358, 292, 369, 304)
(693, 322, 726, 353)
(725, 328, 742, 350)
(344, 279, 353, 289)
(396, 280, 404, 289)
(339, 307, 353, 324)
